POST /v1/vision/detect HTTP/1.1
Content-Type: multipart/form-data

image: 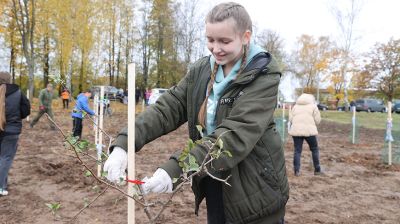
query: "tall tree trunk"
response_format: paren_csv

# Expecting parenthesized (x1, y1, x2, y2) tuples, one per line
(79, 49, 84, 93)
(116, 26, 122, 88)
(12, 0, 36, 98)
(66, 57, 73, 95)
(9, 16, 17, 83)
(43, 35, 49, 88)
(156, 20, 164, 88)
(124, 33, 129, 91)
(9, 46, 16, 84)
(108, 16, 116, 86)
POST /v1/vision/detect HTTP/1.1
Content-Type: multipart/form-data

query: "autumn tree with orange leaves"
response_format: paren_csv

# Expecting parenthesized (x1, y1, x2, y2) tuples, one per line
(358, 38, 400, 102)
(290, 35, 334, 101)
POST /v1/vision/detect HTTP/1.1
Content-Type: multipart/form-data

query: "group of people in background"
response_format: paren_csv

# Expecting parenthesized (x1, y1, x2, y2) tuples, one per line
(134, 86, 152, 105)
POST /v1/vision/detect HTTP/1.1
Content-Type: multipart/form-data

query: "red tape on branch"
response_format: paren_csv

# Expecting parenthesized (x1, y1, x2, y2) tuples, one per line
(126, 179, 145, 185)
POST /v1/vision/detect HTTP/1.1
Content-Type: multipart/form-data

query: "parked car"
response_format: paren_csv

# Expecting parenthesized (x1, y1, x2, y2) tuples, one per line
(317, 103, 328, 111)
(148, 88, 168, 105)
(391, 99, 400, 113)
(337, 105, 350, 111)
(355, 98, 386, 112)
(90, 86, 124, 100)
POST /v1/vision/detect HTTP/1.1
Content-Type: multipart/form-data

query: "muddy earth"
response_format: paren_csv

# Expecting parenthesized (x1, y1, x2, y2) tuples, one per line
(1, 105, 399, 224)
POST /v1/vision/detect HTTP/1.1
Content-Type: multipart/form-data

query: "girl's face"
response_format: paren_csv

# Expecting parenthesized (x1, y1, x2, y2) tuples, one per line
(206, 18, 250, 67)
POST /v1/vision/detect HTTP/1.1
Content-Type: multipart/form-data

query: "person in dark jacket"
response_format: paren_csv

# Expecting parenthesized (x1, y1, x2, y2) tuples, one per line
(103, 2, 288, 224)
(30, 83, 55, 129)
(0, 71, 30, 196)
(71, 90, 95, 139)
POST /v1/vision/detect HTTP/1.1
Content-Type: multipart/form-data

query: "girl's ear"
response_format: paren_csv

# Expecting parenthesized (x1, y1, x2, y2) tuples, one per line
(242, 30, 252, 45)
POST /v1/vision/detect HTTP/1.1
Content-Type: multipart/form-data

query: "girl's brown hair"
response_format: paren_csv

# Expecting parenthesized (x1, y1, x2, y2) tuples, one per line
(198, 2, 252, 129)
(0, 72, 11, 131)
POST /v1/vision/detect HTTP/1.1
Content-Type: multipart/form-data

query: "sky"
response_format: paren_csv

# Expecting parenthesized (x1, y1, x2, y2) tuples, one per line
(200, 0, 400, 101)
(204, 0, 400, 53)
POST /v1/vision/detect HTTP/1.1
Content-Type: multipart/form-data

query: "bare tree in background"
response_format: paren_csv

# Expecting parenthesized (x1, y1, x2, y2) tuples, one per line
(138, 0, 152, 88)
(256, 29, 287, 72)
(11, 0, 36, 97)
(329, 0, 364, 111)
(176, 0, 203, 73)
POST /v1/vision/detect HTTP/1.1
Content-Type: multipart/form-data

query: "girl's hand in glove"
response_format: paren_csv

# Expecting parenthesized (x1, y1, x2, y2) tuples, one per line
(103, 147, 127, 183)
(141, 168, 173, 195)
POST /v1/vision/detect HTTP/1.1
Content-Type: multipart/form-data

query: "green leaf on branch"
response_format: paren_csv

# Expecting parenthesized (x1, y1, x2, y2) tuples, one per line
(188, 154, 196, 164)
(187, 139, 195, 150)
(77, 140, 90, 151)
(172, 178, 179, 183)
(66, 135, 79, 145)
(92, 185, 100, 193)
(101, 152, 109, 161)
(223, 150, 233, 158)
(131, 185, 140, 198)
(216, 138, 224, 149)
(182, 154, 199, 173)
(178, 151, 188, 162)
(196, 125, 204, 138)
(101, 171, 108, 177)
(181, 162, 190, 173)
(83, 198, 89, 208)
(84, 170, 92, 177)
(188, 163, 200, 173)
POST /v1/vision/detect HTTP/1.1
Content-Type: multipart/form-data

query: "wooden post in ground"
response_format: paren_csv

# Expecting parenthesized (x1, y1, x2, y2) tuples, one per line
(352, 106, 356, 144)
(288, 104, 292, 130)
(128, 63, 136, 223)
(282, 103, 285, 141)
(94, 94, 99, 132)
(97, 87, 105, 177)
(27, 90, 30, 122)
(94, 93, 100, 176)
(388, 101, 392, 165)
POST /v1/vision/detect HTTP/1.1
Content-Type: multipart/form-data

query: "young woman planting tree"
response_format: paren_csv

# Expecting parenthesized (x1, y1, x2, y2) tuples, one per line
(104, 2, 288, 223)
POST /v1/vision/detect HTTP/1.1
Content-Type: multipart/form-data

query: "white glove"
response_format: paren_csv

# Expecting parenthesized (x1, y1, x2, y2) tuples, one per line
(141, 168, 173, 195)
(104, 146, 127, 183)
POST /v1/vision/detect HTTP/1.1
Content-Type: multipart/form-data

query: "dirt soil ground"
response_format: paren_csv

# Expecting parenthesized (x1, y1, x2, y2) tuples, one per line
(1, 106, 399, 224)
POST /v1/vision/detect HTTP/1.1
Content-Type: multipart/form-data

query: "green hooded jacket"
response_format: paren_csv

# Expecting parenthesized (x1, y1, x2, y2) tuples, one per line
(111, 52, 289, 224)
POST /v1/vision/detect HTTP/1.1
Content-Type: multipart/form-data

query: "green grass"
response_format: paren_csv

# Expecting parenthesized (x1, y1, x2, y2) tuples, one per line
(274, 109, 400, 131)
(321, 110, 399, 131)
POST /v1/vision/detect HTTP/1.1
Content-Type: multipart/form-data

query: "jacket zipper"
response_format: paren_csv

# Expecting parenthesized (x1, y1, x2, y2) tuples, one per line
(213, 68, 270, 125)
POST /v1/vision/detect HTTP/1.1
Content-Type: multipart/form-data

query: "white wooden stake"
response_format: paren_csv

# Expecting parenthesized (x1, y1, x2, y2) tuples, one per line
(98, 87, 105, 177)
(128, 63, 136, 224)
(27, 89, 30, 122)
(352, 106, 356, 144)
(288, 104, 292, 130)
(388, 101, 392, 165)
(94, 93, 100, 176)
(94, 94, 99, 132)
(282, 103, 285, 141)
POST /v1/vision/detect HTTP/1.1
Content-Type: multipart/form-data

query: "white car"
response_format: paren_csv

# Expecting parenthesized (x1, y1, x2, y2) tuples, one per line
(148, 88, 168, 105)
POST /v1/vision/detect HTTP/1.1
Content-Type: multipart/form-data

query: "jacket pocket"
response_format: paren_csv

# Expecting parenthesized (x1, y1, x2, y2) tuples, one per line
(255, 127, 282, 190)
(259, 166, 279, 191)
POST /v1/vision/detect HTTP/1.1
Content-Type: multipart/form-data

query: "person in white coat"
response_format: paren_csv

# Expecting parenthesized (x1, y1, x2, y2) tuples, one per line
(289, 93, 322, 176)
